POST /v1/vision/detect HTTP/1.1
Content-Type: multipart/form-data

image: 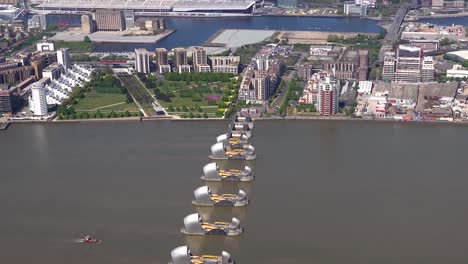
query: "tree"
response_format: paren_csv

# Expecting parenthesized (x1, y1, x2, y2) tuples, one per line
(84, 36, 91, 43)
(218, 102, 227, 108)
(189, 112, 195, 118)
(203, 112, 208, 118)
(124, 111, 131, 117)
(126, 93, 133, 103)
(462, 60, 468, 68)
(440, 38, 451, 47)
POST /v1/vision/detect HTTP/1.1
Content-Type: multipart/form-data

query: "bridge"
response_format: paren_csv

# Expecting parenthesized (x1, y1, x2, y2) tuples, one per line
(378, 4, 410, 61)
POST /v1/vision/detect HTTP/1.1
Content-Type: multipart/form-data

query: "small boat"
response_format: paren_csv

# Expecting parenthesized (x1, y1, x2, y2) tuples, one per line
(169, 246, 234, 264)
(209, 142, 257, 160)
(192, 186, 248, 207)
(201, 162, 253, 182)
(78, 236, 102, 244)
(181, 213, 243, 236)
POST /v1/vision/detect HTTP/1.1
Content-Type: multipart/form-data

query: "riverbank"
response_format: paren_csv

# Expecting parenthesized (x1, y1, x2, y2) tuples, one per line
(50, 28, 176, 44)
(0, 122, 11, 130)
(203, 29, 380, 47)
(5, 115, 468, 127)
(203, 29, 276, 47)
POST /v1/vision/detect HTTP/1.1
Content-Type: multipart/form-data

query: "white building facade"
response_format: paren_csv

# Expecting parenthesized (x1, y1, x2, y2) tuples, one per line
(57, 48, 71, 72)
(29, 81, 48, 116)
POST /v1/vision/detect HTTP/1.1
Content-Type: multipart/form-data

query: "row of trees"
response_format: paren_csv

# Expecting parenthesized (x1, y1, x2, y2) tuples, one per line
(93, 73, 126, 94)
(443, 54, 468, 68)
(92, 70, 133, 103)
(58, 110, 142, 120)
(296, 104, 316, 113)
(168, 104, 203, 112)
(118, 75, 154, 105)
(154, 88, 174, 102)
(327, 33, 383, 63)
(180, 112, 209, 118)
(279, 78, 303, 116)
(165, 72, 234, 82)
(138, 73, 158, 88)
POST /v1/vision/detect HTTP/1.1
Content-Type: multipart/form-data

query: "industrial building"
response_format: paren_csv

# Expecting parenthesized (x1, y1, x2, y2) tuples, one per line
(321, 48, 368, 81)
(135, 48, 150, 74)
(209, 56, 240, 74)
(401, 23, 465, 41)
(447, 64, 468, 79)
(95, 9, 125, 31)
(81, 14, 96, 34)
(382, 45, 435, 83)
(343, 1, 368, 17)
(408, 39, 439, 53)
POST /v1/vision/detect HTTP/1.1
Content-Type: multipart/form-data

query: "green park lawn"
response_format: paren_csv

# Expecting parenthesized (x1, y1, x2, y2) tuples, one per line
(154, 81, 228, 108)
(53, 40, 94, 52)
(74, 91, 138, 112)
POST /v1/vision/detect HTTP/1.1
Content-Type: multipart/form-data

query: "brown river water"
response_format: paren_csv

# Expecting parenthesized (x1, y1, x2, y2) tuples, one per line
(1, 120, 468, 264)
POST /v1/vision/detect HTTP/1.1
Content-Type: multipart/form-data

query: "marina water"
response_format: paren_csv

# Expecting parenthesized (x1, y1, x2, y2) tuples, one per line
(46, 15, 382, 51)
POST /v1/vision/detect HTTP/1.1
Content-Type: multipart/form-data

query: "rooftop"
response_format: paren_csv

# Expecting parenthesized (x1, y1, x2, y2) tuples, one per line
(39, 0, 255, 11)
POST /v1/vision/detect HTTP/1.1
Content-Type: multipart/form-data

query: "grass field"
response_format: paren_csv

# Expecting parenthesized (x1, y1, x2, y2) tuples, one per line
(155, 80, 228, 109)
(54, 41, 94, 52)
(74, 91, 138, 112)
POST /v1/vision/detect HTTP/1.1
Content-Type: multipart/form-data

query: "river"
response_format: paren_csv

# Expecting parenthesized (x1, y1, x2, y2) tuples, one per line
(1, 120, 468, 264)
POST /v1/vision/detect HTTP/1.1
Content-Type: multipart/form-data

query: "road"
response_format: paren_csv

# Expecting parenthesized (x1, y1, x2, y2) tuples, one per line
(270, 53, 305, 111)
(378, 4, 409, 61)
(134, 74, 168, 116)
